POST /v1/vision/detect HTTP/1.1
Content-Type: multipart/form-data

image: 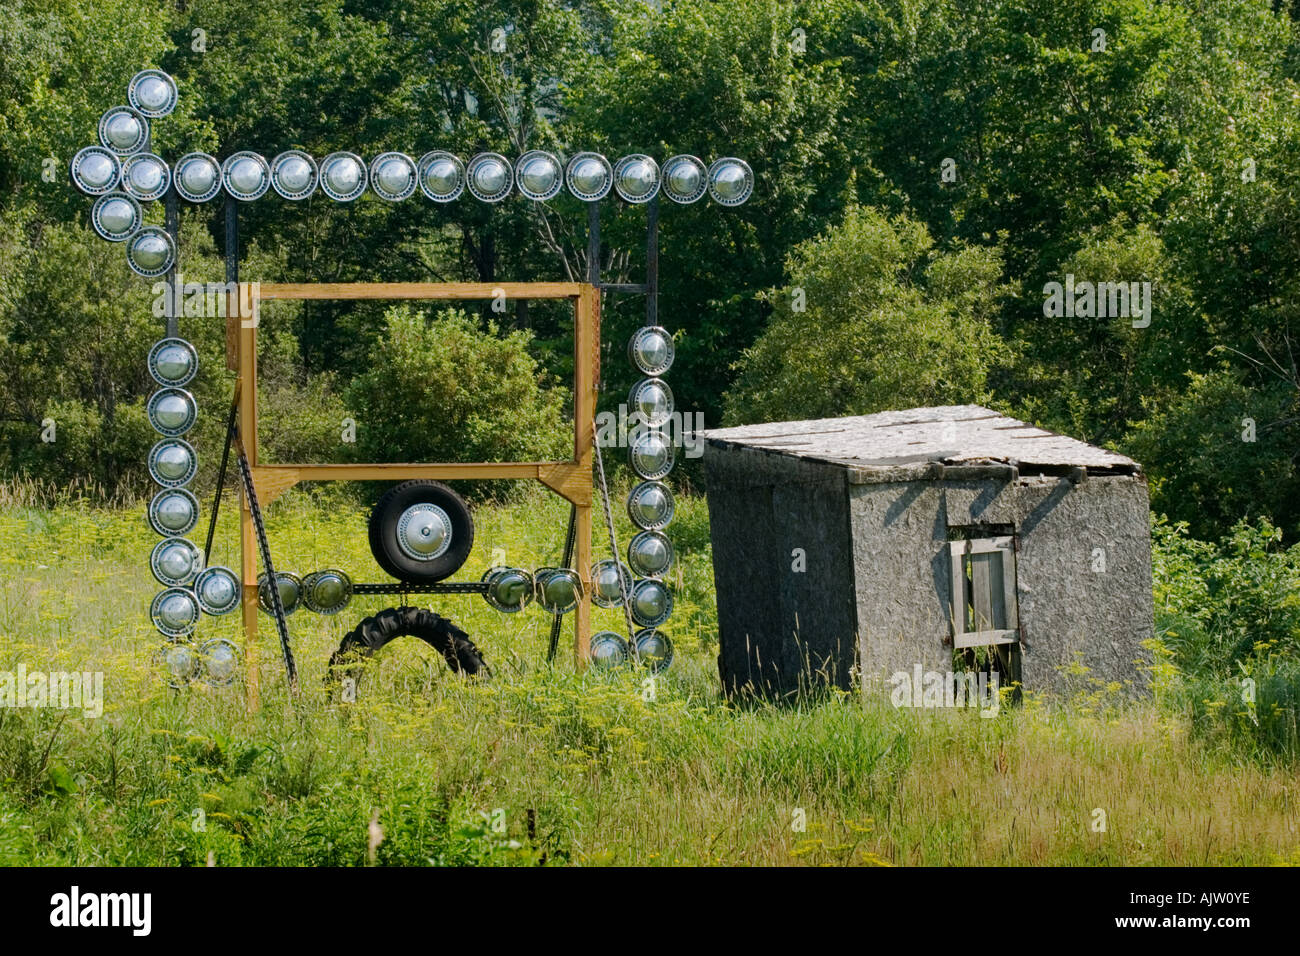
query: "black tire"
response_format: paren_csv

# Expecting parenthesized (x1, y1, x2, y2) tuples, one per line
(368, 480, 474, 583)
(327, 606, 490, 687)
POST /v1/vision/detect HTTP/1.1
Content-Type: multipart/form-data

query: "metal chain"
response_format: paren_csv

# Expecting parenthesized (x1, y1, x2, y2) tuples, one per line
(545, 506, 578, 664)
(203, 396, 239, 567)
(593, 422, 637, 649)
(235, 446, 298, 692)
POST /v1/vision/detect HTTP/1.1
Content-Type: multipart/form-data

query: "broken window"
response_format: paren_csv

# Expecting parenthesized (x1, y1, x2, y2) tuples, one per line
(947, 535, 1019, 649)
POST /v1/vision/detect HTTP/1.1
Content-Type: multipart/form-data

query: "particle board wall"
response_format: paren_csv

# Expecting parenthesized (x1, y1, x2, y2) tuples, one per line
(848, 473, 1154, 695)
(1010, 474, 1154, 693)
(848, 480, 955, 684)
(704, 444, 857, 698)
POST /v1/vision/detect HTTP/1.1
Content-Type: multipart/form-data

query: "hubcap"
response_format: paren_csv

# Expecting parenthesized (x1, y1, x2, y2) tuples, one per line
(589, 632, 630, 669)
(396, 503, 452, 561)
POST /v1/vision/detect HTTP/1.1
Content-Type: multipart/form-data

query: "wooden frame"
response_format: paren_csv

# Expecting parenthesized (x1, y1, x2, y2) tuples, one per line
(948, 536, 1019, 649)
(227, 282, 600, 708)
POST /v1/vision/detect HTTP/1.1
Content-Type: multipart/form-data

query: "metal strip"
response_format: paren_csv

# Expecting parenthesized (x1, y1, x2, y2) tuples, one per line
(203, 397, 240, 566)
(593, 423, 637, 645)
(646, 194, 659, 325)
(353, 582, 489, 595)
(164, 187, 179, 339)
(586, 202, 600, 285)
(236, 445, 297, 691)
(546, 505, 577, 663)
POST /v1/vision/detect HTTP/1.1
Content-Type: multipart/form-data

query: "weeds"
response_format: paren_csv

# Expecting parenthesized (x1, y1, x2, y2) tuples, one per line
(0, 497, 1297, 864)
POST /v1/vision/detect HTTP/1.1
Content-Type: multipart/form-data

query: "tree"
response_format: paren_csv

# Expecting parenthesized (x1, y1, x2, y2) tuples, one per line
(1008, 222, 1194, 446)
(1124, 367, 1300, 540)
(566, 0, 858, 424)
(723, 205, 1011, 424)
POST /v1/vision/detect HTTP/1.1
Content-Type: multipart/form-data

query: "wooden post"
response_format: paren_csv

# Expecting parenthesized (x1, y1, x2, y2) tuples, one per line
(233, 285, 260, 711)
(572, 282, 599, 669)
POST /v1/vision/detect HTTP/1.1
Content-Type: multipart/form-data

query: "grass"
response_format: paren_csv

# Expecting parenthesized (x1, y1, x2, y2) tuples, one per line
(0, 488, 1297, 866)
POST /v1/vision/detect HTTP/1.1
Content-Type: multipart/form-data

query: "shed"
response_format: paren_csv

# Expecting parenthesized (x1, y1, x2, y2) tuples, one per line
(702, 405, 1154, 699)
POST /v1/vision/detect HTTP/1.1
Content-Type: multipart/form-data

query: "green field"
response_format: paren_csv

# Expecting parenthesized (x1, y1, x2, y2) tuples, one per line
(0, 489, 1297, 866)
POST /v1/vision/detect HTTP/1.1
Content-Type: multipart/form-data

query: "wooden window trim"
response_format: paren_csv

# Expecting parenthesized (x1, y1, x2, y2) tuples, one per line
(948, 535, 1019, 648)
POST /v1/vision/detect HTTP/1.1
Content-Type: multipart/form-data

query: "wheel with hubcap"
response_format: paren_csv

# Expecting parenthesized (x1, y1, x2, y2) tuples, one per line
(368, 480, 474, 583)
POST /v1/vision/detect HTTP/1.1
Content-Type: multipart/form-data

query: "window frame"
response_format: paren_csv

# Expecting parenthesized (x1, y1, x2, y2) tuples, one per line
(948, 535, 1019, 649)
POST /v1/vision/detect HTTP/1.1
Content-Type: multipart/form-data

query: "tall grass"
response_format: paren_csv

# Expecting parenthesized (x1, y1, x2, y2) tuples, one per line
(0, 477, 135, 509)
(0, 494, 1297, 865)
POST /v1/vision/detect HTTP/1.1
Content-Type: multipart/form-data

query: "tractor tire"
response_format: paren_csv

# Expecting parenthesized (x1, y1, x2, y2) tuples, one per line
(327, 606, 489, 685)
(368, 480, 474, 583)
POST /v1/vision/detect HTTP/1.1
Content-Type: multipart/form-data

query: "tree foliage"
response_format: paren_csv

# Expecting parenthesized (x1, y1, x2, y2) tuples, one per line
(724, 205, 1010, 423)
(1, 0, 1300, 537)
(345, 305, 569, 499)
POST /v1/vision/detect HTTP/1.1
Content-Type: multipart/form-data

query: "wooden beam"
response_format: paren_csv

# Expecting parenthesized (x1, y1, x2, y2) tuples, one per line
(265, 462, 554, 480)
(240, 505, 259, 712)
(237, 296, 258, 468)
(257, 282, 584, 301)
(571, 283, 599, 669)
(574, 503, 591, 668)
(971, 551, 995, 633)
(249, 463, 567, 505)
(225, 308, 239, 371)
(233, 285, 259, 712)
(999, 539, 1019, 631)
(538, 461, 592, 506)
(954, 628, 1019, 649)
(250, 467, 302, 508)
(948, 541, 967, 638)
(967, 535, 1015, 555)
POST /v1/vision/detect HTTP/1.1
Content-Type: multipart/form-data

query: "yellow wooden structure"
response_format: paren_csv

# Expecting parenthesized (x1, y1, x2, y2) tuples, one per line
(225, 282, 600, 709)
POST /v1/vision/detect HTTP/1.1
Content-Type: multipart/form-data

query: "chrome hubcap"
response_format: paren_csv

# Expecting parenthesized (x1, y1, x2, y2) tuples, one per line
(396, 503, 452, 561)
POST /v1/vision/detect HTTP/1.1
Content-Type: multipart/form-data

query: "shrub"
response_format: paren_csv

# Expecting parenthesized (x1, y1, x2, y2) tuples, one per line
(1180, 649, 1300, 766)
(722, 205, 1012, 425)
(345, 306, 570, 500)
(1152, 514, 1300, 676)
(256, 374, 352, 466)
(1152, 514, 1300, 762)
(1124, 368, 1300, 541)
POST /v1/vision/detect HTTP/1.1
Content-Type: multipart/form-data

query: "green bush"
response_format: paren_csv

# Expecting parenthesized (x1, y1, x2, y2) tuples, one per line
(1152, 514, 1300, 676)
(1175, 648, 1300, 767)
(345, 306, 570, 500)
(1124, 368, 1300, 542)
(256, 374, 352, 467)
(722, 205, 1012, 425)
(1152, 514, 1300, 762)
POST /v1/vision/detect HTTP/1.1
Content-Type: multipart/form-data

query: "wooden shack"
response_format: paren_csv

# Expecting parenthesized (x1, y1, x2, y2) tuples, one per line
(702, 405, 1154, 699)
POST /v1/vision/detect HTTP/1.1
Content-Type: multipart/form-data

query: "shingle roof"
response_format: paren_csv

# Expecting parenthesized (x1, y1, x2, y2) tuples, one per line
(703, 405, 1139, 478)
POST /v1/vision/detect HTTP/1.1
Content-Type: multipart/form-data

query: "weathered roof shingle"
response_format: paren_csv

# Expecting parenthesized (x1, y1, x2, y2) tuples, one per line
(703, 405, 1138, 479)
